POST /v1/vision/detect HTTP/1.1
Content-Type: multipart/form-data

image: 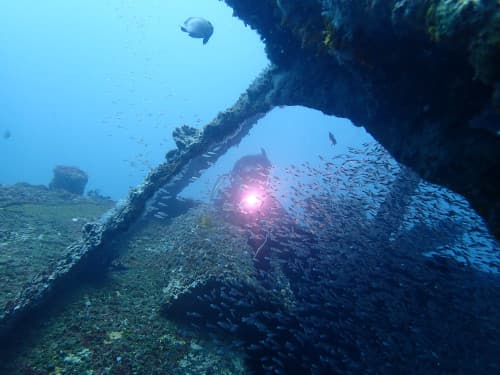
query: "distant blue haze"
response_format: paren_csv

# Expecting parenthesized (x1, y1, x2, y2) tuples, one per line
(0, 1, 370, 199)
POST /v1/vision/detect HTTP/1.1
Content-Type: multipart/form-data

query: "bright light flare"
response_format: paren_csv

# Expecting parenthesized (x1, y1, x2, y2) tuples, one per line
(239, 191, 264, 213)
(244, 193, 260, 206)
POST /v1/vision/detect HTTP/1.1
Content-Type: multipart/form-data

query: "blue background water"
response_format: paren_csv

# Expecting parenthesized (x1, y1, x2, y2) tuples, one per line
(0, 0, 371, 199)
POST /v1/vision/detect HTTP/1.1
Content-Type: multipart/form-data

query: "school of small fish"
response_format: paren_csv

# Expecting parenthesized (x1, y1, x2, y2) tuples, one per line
(148, 141, 499, 373)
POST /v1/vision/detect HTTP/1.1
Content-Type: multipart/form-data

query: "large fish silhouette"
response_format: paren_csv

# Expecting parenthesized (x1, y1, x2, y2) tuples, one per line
(181, 17, 214, 45)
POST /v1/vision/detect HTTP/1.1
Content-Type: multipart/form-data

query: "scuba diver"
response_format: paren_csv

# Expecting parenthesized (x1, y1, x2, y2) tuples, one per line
(212, 148, 302, 261)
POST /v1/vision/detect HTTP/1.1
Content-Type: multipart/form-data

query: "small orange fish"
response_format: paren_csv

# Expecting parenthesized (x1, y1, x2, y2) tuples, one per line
(328, 131, 337, 146)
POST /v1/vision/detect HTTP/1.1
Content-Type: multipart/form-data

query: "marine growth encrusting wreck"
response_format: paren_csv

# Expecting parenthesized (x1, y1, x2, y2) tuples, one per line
(0, 1, 499, 374)
(223, 0, 500, 238)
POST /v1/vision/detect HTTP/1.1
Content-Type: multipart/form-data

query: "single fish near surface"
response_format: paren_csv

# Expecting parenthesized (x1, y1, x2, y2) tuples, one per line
(328, 131, 337, 146)
(181, 17, 214, 44)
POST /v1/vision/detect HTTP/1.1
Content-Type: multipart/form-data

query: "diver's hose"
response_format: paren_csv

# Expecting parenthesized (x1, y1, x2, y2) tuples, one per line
(254, 231, 269, 260)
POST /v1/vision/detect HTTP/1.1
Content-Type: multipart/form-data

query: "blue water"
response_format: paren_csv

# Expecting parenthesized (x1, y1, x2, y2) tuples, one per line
(1, 1, 270, 198)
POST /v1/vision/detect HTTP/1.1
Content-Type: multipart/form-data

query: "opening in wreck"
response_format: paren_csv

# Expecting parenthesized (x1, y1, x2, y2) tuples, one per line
(172, 105, 498, 274)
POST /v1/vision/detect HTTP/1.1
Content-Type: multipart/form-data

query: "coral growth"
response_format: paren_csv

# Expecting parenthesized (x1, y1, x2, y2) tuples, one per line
(49, 166, 88, 195)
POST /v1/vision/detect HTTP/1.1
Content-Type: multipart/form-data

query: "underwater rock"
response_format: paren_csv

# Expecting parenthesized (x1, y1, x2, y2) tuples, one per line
(159, 206, 262, 313)
(49, 165, 88, 195)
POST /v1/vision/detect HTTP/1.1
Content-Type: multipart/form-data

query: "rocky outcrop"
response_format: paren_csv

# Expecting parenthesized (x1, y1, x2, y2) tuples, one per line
(49, 166, 88, 195)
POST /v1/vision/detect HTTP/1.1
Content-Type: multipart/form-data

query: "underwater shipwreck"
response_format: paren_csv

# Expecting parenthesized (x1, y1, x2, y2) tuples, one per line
(1, 0, 499, 374)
